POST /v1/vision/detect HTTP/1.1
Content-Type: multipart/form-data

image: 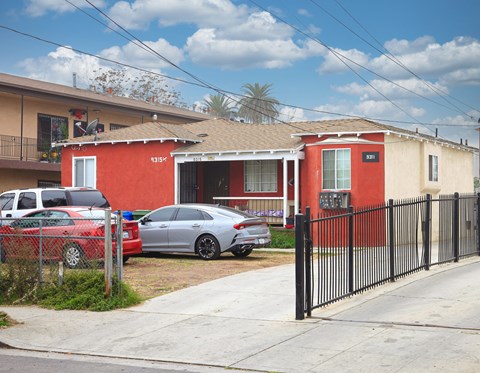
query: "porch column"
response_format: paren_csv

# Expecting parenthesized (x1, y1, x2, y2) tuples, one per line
(174, 157, 180, 204)
(294, 155, 300, 216)
(283, 157, 288, 226)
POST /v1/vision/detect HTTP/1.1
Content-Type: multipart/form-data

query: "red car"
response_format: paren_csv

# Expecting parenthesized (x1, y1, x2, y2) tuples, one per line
(0, 207, 142, 268)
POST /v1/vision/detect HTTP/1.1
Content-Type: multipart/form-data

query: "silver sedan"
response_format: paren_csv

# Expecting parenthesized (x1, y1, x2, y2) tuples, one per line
(138, 204, 271, 260)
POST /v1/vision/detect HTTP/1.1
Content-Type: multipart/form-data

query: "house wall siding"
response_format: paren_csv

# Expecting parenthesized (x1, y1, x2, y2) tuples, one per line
(61, 141, 179, 211)
(300, 133, 385, 216)
(384, 135, 474, 199)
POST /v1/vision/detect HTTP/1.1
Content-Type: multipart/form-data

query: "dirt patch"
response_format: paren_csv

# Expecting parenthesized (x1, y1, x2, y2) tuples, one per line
(122, 251, 295, 300)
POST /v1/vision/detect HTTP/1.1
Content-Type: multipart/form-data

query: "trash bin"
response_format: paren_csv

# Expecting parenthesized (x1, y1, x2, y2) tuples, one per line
(132, 209, 151, 220)
(122, 211, 133, 221)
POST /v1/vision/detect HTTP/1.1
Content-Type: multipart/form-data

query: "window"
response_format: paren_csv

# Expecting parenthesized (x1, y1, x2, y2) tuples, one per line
(73, 157, 96, 188)
(175, 208, 204, 221)
(244, 160, 277, 192)
(37, 114, 68, 151)
(429, 155, 438, 182)
(18, 192, 37, 210)
(149, 207, 176, 222)
(0, 193, 15, 211)
(322, 149, 351, 190)
(41, 190, 68, 208)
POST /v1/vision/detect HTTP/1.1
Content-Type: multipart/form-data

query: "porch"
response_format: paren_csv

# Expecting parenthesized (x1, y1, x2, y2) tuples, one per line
(213, 196, 295, 225)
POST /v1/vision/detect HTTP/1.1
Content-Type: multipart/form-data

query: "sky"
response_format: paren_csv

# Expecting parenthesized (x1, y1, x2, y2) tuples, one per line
(1, 0, 479, 148)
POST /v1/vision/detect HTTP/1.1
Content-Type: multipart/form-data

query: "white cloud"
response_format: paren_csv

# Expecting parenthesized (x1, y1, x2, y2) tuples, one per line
(298, 8, 311, 17)
(24, 0, 106, 17)
(18, 47, 102, 87)
(318, 36, 480, 87)
(279, 106, 308, 122)
(383, 36, 436, 55)
(335, 78, 449, 101)
(107, 0, 249, 30)
(185, 28, 320, 69)
(99, 39, 184, 69)
(318, 48, 370, 74)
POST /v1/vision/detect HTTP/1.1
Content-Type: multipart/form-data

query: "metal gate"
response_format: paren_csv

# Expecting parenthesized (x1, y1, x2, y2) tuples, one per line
(295, 193, 480, 320)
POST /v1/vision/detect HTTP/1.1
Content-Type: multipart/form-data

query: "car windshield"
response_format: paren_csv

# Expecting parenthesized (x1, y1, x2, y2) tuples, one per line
(68, 190, 110, 208)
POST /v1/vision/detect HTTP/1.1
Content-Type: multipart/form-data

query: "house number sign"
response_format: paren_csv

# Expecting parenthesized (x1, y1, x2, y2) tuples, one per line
(151, 156, 168, 163)
(362, 152, 379, 162)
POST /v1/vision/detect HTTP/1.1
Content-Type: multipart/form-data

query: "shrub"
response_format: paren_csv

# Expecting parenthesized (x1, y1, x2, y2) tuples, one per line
(36, 270, 141, 312)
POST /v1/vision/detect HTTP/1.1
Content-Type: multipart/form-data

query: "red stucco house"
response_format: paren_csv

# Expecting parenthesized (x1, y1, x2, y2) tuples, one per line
(55, 118, 475, 225)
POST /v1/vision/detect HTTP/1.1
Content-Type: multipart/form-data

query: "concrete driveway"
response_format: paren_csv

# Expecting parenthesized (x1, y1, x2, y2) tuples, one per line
(1, 257, 480, 372)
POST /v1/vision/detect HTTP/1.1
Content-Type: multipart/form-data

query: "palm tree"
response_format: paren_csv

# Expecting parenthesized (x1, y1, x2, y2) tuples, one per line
(204, 94, 235, 119)
(238, 83, 280, 124)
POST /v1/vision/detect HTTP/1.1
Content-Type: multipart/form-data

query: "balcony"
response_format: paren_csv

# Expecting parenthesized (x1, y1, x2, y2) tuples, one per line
(0, 134, 61, 171)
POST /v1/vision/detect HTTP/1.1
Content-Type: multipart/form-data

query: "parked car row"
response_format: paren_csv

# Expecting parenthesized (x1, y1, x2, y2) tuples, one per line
(0, 188, 272, 265)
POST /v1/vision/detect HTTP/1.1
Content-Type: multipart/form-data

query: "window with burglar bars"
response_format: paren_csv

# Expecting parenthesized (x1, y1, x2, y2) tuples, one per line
(37, 114, 68, 151)
(429, 155, 438, 182)
(73, 157, 96, 188)
(244, 160, 277, 192)
(322, 149, 351, 189)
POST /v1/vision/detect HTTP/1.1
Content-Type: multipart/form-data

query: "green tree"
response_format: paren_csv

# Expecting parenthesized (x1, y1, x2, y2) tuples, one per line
(204, 94, 235, 119)
(238, 83, 280, 124)
(90, 67, 185, 106)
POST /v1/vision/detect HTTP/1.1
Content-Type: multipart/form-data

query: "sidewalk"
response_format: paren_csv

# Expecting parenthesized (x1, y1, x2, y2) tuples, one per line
(1, 257, 480, 372)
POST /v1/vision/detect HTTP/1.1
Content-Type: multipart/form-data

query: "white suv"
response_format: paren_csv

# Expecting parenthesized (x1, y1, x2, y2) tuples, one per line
(0, 187, 110, 218)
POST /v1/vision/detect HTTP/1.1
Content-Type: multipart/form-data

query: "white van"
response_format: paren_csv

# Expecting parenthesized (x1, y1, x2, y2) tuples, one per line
(0, 187, 110, 219)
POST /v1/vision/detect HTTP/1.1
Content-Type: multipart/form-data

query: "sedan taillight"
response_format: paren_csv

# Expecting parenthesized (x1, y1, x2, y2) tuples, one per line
(234, 222, 268, 230)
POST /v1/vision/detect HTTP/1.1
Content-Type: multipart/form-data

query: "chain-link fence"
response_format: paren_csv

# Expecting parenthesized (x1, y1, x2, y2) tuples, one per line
(0, 209, 125, 300)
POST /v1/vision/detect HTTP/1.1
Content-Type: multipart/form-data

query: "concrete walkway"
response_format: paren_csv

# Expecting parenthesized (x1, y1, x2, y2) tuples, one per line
(1, 257, 480, 372)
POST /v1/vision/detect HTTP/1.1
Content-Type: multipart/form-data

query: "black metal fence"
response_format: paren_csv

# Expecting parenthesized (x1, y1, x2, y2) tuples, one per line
(295, 193, 480, 320)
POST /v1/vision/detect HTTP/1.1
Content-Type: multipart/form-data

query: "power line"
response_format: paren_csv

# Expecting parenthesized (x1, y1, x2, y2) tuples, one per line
(248, 0, 442, 137)
(309, 0, 478, 119)
(0, 24, 478, 130)
(333, 0, 480, 116)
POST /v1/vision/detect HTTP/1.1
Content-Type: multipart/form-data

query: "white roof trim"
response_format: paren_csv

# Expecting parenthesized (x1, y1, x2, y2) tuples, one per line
(172, 144, 305, 157)
(306, 136, 383, 145)
(54, 137, 201, 147)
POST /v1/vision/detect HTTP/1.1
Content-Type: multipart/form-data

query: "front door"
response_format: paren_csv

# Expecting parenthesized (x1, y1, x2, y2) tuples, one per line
(179, 163, 197, 203)
(203, 162, 229, 204)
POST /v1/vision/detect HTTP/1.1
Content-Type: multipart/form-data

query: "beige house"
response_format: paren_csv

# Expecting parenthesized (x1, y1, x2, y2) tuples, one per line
(0, 73, 210, 192)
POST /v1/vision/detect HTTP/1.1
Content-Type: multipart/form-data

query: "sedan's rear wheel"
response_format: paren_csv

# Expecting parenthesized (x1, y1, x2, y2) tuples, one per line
(196, 235, 221, 260)
(63, 243, 84, 269)
(232, 248, 253, 257)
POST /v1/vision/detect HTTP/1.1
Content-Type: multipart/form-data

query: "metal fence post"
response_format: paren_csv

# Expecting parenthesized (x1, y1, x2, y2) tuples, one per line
(104, 208, 112, 298)
(424, 194, 431, 270)
(116, 211, 123, 284)
(348, 206, 354, 294)
(39, 220, 43, 284)
(477, 193, 480, 256)
(453, 192, 460, 262)
(305, 207, 312, 318)
(295, 212, 306, 320)
(389, 199, 395, 282)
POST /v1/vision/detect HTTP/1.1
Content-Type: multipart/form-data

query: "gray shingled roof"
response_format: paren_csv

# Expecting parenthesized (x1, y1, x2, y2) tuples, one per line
(56, 121, 202, 145)
(56, 117, 475, 153)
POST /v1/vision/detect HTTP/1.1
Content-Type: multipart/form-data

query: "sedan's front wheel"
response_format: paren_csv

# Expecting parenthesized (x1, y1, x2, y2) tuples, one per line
(196, 235, 221, 260)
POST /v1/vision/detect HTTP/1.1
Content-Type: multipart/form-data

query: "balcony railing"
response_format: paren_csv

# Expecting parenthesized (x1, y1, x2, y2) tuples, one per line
(0, 135, 60, 163)
(213, 196, 294, 225)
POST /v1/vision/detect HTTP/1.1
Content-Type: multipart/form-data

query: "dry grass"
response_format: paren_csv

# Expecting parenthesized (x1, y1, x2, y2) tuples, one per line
(122, 251, 295, 300)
